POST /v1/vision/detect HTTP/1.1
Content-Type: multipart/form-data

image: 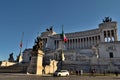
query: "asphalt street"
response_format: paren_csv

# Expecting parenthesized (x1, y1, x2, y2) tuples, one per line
(0, 73, 120, 80)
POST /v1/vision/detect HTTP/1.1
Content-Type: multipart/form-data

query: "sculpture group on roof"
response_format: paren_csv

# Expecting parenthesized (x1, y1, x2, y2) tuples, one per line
(103, 16, 112, 23)
(46, 26, 53, 32)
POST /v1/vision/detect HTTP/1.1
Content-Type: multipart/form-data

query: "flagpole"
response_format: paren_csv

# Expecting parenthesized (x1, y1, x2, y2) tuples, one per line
(61, 25, 64, 70)
(60, 24, 67, 70)
(20, 32, 24, 54)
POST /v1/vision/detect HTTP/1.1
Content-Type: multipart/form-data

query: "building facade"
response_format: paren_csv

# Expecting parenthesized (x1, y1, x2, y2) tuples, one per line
(23, 17, 120, 73)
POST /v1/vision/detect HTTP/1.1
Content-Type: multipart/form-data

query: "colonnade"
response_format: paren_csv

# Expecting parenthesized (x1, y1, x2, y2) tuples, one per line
(54, 28, 118, 50)
(103, 29, 118, 42)
(54, 35, 100, 49)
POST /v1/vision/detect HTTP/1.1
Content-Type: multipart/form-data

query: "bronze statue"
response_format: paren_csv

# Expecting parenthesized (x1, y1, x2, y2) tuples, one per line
(49, 26, 53, 31)
(8, 53, 14, 62)
(33, 37, 43, 51)
(103, 17, 112, 23)
(46, 26, 53, 32)
(9, 53, 13, 58)
(46, 28, 49, 31)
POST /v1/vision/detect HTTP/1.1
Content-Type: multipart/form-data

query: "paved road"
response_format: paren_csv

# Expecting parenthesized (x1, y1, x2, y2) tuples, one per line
(0, 73, 120, 80)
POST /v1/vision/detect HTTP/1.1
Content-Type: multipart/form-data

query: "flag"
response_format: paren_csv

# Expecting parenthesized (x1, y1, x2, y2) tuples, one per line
(20, 41, 22, 48)
(61, 25, 68, 43)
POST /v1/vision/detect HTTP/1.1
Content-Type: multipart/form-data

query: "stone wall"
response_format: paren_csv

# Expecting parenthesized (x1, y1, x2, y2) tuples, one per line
(0, 63, 29, 73)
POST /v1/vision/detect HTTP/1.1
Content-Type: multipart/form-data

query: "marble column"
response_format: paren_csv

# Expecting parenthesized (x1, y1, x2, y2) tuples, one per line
(110, 30, 112, 41)
(79, 38, 81, 49)
(82, 38, 84, 48)
(114, 29, 118, 41)
(106, 31, 109, 42)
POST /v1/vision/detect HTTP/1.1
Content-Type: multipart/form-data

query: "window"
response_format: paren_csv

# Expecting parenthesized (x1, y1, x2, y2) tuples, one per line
(29, 56, 31, 61)
(109, 52, 113, 58)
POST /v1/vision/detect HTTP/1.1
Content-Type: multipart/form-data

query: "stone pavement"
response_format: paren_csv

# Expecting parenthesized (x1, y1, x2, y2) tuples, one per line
(0, 73, 120, 80)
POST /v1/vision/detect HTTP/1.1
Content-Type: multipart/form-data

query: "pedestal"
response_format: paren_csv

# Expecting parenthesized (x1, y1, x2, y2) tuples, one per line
(27, 50, 44, 75)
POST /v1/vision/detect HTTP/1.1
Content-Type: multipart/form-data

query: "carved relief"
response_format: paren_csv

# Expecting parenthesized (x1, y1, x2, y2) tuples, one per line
(106, 45, 116, 51)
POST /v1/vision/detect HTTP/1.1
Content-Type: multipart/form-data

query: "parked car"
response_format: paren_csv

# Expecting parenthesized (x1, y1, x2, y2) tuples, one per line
(53, 70, 69, 76)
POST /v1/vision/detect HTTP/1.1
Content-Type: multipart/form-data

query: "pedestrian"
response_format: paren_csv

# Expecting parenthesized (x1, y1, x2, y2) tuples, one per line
(103, 70, 106, 76)
(115, 71, 118, 76)
(91, 69, 95, 76)
(76, 70, 78, 75)
(80, 69, 83, 76)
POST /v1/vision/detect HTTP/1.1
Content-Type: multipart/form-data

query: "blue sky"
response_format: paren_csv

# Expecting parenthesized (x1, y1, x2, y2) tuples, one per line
(0, 0, 120, 60)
